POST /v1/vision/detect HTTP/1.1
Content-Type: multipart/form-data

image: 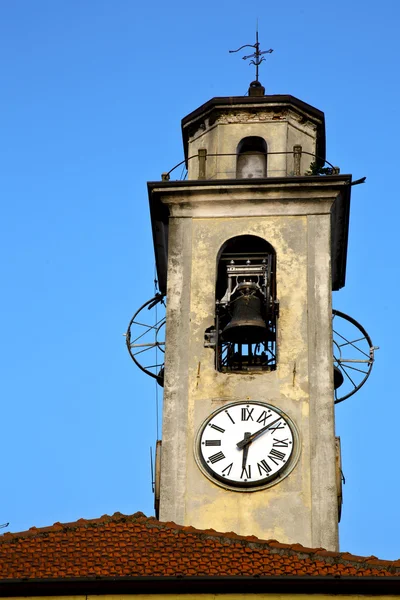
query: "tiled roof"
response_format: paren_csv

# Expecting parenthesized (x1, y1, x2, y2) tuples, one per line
(0, 511, 399, 581)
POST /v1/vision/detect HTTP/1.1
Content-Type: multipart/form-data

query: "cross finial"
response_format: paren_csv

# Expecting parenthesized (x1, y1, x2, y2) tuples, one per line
(229, 26, 273, 89)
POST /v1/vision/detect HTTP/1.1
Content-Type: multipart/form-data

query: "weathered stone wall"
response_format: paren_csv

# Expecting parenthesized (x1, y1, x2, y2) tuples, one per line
(159, 186, 338, 551)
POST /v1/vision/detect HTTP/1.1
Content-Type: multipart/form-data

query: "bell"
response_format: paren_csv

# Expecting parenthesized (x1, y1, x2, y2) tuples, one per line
(334, 365, 344, 389)
(221, 283, 269, 344)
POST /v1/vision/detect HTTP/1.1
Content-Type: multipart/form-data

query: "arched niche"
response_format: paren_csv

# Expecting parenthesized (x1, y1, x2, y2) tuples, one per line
(236, 137, 268, 179)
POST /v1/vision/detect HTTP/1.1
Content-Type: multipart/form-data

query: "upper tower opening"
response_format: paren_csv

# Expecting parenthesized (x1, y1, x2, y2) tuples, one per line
(236, 136, 268, 179)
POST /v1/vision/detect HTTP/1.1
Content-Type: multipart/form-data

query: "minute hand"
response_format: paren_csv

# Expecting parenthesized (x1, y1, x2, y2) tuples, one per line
(236, 416, 282, 449)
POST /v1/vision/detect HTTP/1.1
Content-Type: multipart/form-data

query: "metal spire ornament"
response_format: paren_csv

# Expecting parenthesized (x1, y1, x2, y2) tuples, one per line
(229, 28, 273, 84)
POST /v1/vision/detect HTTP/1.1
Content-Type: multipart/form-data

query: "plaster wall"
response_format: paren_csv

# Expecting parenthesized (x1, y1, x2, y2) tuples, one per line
(159, 192, 338, 551)
(186, 110, 317, 180)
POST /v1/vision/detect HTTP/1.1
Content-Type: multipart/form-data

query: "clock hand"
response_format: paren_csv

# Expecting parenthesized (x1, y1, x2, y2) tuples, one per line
(241, 432, 251, 470)
(237, 416, 282, 449)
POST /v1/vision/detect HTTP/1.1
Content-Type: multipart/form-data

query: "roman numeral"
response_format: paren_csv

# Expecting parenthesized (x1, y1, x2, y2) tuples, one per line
(268, 448, 286, 465)
(208, 451, 225, 464)
(272, 438, 289, 448)
(268, 423, 285, 432)
(210, 424, 225, 433)
(222, 462, 233, 476)
(257, 459, 272, 475)
(225, 410, 235, 424)
(205, 440, 221, 446)
(241, 407, 254, 421)
(241, 465, 251, 479)
(257, 410, 271, 426)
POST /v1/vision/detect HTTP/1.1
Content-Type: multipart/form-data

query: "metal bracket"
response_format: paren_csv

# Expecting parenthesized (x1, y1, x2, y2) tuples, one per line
(204, 327, 217, 348)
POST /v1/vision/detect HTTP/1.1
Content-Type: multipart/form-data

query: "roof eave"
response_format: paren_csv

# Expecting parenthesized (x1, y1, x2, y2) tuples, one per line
(0, 574, 399, 597)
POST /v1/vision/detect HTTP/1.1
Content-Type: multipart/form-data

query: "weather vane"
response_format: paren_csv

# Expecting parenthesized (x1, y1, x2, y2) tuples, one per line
(229, 28, 273, 83)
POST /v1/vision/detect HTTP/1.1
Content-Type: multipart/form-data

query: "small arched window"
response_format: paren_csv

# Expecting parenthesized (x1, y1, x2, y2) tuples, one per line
(236, 137, 268, 179)
(207, 235, 278, 373)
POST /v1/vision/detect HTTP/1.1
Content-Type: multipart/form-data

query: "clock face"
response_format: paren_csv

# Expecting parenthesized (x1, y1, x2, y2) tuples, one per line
(196, 401, 298, 491)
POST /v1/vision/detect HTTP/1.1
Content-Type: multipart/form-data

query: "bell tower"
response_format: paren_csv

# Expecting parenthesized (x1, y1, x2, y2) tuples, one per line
(126, 58, 376, 552)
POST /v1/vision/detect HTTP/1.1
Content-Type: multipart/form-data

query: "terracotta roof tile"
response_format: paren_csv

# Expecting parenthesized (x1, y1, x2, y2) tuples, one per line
(0, 512, 399, 581)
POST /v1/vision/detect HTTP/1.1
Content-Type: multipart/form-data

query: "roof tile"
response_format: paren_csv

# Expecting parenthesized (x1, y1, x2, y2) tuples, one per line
(0, 512, 399, 581)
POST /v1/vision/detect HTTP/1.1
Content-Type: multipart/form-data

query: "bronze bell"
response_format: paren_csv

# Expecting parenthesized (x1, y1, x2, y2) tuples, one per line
(221, 283, 269, 344)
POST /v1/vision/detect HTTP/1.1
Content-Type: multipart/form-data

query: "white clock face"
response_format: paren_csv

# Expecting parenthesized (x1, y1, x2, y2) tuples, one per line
(196, 401, 298, 490)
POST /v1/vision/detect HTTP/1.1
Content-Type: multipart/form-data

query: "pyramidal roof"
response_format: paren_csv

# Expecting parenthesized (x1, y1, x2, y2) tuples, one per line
(0, 512, 399, 595)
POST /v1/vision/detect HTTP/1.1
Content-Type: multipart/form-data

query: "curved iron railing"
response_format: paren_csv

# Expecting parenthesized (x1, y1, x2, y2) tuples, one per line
(161, 150, 339, 181)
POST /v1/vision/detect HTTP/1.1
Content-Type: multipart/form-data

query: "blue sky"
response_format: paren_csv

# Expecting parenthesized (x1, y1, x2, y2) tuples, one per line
(1, 0, 399, 560)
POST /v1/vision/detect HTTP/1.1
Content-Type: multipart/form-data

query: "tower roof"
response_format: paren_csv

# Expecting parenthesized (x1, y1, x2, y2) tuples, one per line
(0, 512, 399, 595)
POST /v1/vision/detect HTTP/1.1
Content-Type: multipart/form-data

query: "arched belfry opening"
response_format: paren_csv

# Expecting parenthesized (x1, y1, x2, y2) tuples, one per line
(210, 235, 278, 372)
(236, 137, 268, 179)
